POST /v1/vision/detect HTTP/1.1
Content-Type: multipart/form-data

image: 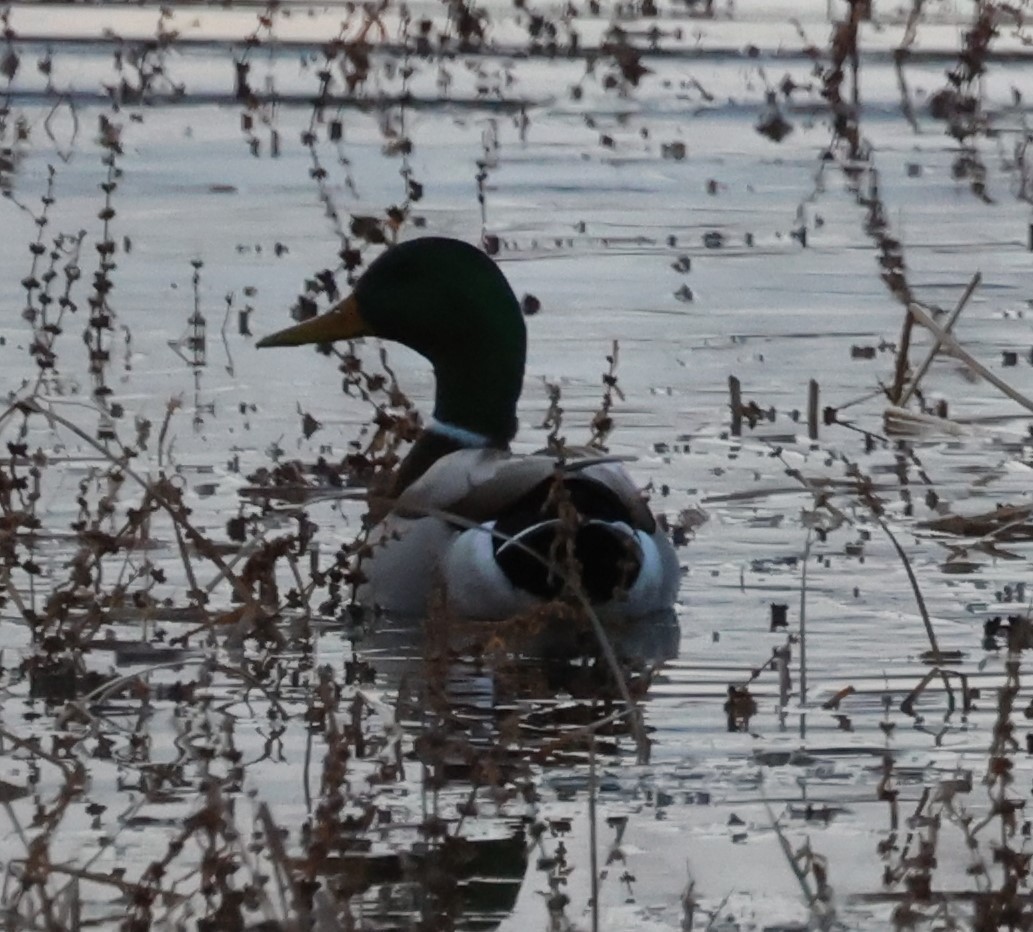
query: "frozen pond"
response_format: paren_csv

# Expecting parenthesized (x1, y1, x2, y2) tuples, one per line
(2, 0, 1033, 928)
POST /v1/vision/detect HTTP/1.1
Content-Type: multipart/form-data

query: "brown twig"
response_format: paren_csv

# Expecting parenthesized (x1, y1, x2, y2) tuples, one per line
(897, 272, 981, 408)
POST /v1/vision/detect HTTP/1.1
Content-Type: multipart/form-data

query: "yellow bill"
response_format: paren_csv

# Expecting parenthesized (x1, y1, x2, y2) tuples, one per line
(256, 294, 370, 348)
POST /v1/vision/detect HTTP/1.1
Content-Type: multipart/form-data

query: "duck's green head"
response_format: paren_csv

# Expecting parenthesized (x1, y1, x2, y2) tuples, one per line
(258, 237, 527, 446)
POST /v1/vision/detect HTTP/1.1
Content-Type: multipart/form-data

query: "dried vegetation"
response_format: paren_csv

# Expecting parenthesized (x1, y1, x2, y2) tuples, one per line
(1, 0, 1033, 928)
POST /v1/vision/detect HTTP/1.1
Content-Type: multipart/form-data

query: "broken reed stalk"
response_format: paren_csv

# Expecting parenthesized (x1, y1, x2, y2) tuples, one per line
(907, 300, 1033, 416)
(799, 528, 812, 741)
(897, 271, 981, 408)
(764, 801, 833, 928)
(775, 642, 791, 731)
(899, 666, 971, 720)
(870, 513, 955, 710)
(588, 733, 600, 932)
(728, 375, 742, 437)
(775, 445, 956, 714)
(807, 379, 819, 441)
(889, 277, 916, 405)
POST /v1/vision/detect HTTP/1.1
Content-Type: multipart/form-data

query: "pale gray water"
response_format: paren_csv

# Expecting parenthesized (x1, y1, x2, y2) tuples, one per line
(2, 1, 1033, 928)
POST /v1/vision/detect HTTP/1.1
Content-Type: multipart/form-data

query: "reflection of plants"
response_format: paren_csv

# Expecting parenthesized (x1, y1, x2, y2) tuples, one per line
(167, 260, 213, 430)
(8, 167, 85, 392)
(236, 0, 282, 157)
(85, 115, 123, 436)
(0, 6, 26, 188)
(443, 0, 489, 51)
(813, 1, 923, 404)
(876, 657, 1031, 931)
(600, 26, 651, 93)
(105, 8, 185, 106)
(719, 388, 1033, 929)
(927, 2, 1010, 203)
(588, 340, 623, 451)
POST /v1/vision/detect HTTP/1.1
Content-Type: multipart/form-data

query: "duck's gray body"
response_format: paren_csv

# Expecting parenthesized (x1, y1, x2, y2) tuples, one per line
(360, 448, 680, 620)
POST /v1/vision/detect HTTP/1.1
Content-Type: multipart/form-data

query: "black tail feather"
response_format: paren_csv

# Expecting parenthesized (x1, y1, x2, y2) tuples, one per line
(492, 478, 643, 602)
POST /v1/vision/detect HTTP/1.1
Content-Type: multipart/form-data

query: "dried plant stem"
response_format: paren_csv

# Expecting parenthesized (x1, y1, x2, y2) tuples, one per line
(807, 379, 819, 441)
(728, 375, 742, 437)
(776, 443, 955, 714)
(0, 561, 31, 621)
(256, 803, 302, 927)
(169, 516, 204, 608)
(764, 802, 838, 929)
(0, 727, 81, 782)
(900, 666, 971, 720)
(870, 513, 954, 710)
(156, 396, 180, 469)
(202, 534, 265, 595)
(588, 734, 600, 932)
(799, 528, 812, 741)
(22, 398, 258, 609)
(898, 272, 981, 407)
(537, 706, 642, 758)
(890, 298, 916, 405)
(71, 658, 291, 721)
(907, 300, 1033, 415)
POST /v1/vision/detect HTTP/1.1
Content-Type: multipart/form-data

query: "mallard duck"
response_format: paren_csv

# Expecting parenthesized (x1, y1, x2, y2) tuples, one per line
(258, 237, 679, 621)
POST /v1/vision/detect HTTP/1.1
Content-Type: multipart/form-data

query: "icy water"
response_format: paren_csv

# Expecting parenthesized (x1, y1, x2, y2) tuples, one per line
(3, 0, 1033, 928)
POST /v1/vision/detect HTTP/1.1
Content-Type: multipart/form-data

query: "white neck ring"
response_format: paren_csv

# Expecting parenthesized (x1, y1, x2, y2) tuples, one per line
(428, 418, 492, 448)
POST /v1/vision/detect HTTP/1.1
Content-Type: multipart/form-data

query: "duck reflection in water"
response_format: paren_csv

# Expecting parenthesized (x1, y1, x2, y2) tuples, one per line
(328, 605, 679, 929)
